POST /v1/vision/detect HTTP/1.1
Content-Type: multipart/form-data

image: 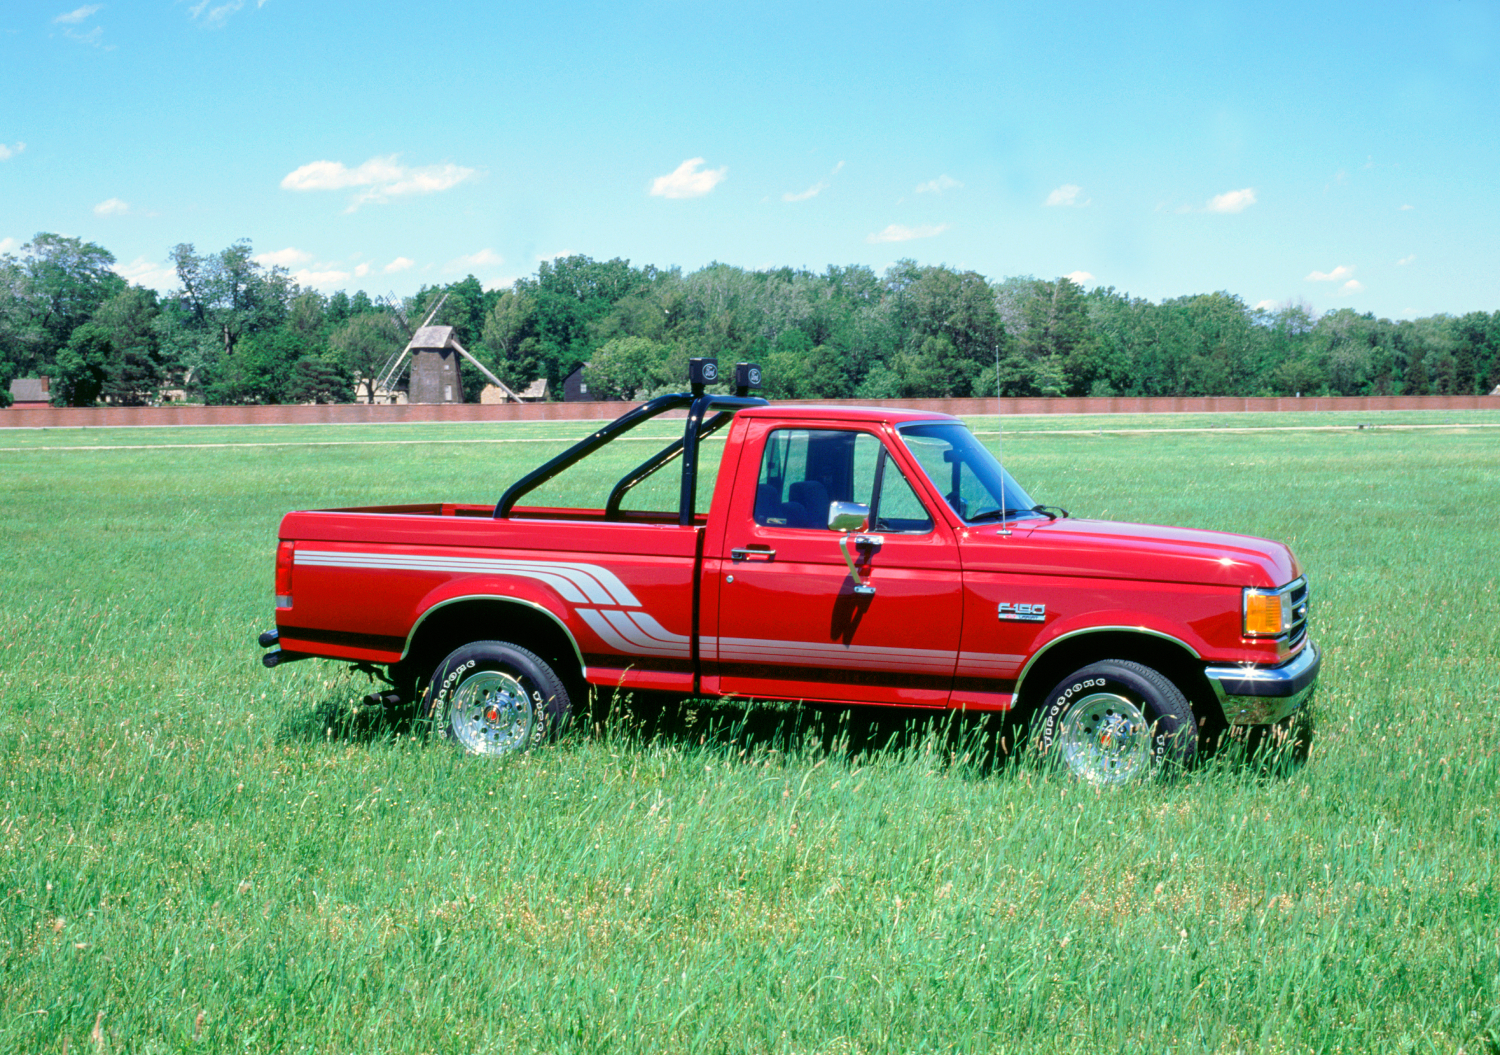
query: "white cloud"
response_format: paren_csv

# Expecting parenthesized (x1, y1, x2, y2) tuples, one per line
(483, 276, 520, 292)
(55, 6, 108, 46)
(254, 247, 312, 268)
(866, 223, 949, 244)
(1339, 279, 1364, 295)
(92, 198, 130, 216)
(1306, 265, 1355, 282)
(783, 162, 844, 203)
(1397, 254, 1415, 266)
(280, 154, 477, 211)
(354, 263, 370, 278)
(1399, 204, 1414, 211)
(916, 174, 962, 195)
(1206, 187, 1257, 213)
(448, 248, 503, 271)
(113, 256, 177, 290)
(383, 256, 415, 273)
(291, 268, 351, 288)
(0, 237, 17, 254)
(188, 0, 246, 28)
(53, 5, 101, 23)
(650, 157, 727, 199)
(1045, 184, 1088, 207)
(1254, 299, 1278, 310)
(0, 142, 23, 161)
(1064, 270, 1095, 285)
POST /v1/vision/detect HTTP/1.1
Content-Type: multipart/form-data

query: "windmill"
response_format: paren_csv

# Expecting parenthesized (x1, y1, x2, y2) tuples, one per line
(369, 292, 524, 404)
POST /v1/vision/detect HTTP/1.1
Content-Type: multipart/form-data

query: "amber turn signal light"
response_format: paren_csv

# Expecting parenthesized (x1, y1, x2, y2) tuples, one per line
(1243, 588, 1283, 637)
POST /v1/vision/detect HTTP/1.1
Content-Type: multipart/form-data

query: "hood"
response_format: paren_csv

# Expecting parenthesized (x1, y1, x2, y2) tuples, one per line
(958, 517, 1301, 589)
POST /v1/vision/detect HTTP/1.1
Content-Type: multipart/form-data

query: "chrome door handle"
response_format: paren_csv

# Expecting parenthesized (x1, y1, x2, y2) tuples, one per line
(731, 548, 776, 561)
(837, 534, 882, 595)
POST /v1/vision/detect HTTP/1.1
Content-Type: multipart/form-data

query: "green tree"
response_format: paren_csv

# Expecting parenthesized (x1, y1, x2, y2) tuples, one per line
(169, 240, 291, 363)
(286, 357, 352, 404)
(897, 334, 978, 397)
(515, 256, 650, 387)
(52, 323, 114, 406)
(0, 233, 124, 376)
(479, 289, 539, 390)
(1015, 277, 1096, 395)
(584, 336, 677, 399)
(93, 286, 162, 404)
(202, 327, 300, 404)
(331, 313, 404, 402)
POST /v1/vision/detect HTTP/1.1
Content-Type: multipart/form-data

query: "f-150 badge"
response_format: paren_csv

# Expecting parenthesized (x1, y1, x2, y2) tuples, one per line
(998, 602, 1046, 622)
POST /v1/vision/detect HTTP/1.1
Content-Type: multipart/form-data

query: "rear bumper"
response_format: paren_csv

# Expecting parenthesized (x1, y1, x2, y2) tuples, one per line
(1204, 640, 1320, 726)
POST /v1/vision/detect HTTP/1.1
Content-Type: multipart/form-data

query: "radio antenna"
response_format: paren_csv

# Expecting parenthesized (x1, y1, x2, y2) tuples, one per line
(995, 341, 1011, 537)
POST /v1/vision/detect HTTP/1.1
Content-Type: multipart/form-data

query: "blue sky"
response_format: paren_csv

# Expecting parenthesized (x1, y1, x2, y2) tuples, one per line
(2, 0, 1496, 319)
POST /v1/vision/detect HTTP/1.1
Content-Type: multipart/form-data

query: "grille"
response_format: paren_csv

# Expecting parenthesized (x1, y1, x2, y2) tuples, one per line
(1286, 577, 1309, 647)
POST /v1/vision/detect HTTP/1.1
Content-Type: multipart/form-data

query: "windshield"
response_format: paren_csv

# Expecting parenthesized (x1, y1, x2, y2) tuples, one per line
(898, 422, 1041, 524)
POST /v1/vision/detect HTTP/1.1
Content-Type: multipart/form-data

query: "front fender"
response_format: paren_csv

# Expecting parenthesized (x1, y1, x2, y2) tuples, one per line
(1028, 608, 1210, 663)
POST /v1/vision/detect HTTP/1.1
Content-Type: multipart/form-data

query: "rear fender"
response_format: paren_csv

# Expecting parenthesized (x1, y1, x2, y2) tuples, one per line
(405, 577, 583, 668)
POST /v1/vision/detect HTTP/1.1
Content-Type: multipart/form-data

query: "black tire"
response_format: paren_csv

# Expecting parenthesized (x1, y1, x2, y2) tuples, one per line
(423, 640, 571, 758)
(1035, 659, 1198, 784)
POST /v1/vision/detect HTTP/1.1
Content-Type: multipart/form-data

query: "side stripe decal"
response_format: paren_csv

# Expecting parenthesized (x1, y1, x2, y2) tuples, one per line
(294, 550, 642, 606)
(291, 549, 963, 675)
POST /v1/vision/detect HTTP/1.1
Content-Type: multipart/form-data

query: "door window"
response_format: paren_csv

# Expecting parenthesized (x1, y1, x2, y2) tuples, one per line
(753, 428, 932, 533)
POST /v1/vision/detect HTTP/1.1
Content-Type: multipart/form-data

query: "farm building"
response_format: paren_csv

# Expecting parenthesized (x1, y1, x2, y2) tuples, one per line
(7, 377, 50, 407)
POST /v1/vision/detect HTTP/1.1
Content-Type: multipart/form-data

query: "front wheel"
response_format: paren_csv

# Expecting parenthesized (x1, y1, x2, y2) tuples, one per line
(1035, 659, 1198, 785)
(423, 641, 571, 758)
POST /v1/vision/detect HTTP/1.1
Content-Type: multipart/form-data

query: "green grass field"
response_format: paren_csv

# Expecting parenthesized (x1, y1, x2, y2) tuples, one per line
(2, 410, 1498, 1054)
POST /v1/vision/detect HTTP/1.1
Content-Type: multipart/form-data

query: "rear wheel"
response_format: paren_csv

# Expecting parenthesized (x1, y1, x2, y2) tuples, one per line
(424, 641, 571, 758)
(1036, 659, 1198, 785)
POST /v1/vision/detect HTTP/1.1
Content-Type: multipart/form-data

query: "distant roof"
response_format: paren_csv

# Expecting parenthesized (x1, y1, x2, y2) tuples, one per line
(9, 377, 49, 403)
(409, 325, 456, 350)
(520, 377, 549, 399)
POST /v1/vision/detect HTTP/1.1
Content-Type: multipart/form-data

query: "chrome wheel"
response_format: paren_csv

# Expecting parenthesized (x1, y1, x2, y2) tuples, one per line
(1057, 691, 1151, 785)
(449, 670, 535, 756)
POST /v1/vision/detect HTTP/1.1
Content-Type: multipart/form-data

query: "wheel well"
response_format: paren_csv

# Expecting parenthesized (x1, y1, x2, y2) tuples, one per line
(1014, 630, 1225, 732)
(401, 599, 586, 701)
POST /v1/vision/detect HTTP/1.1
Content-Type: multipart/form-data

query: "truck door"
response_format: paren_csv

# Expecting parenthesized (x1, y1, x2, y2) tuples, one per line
(707, 421, 962, 707)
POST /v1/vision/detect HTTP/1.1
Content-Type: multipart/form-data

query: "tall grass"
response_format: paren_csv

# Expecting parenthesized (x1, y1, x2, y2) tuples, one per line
(1, 412, 1497, 1053)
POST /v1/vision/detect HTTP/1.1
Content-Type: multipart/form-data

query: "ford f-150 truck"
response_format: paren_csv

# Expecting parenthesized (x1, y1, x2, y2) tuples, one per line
(259, 360, 1318, 784)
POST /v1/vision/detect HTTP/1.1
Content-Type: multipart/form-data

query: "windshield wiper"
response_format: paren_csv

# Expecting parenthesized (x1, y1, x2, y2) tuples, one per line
(1031, 504, 1070, 520)
(966, 507, 1030, 523)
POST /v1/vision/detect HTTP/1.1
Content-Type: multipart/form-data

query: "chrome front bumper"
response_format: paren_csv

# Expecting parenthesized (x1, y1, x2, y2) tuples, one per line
(1204, 641, 1320, 726)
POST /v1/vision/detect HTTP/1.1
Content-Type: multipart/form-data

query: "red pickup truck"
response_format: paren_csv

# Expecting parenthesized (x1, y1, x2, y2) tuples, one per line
(260, 361, 1318, 784)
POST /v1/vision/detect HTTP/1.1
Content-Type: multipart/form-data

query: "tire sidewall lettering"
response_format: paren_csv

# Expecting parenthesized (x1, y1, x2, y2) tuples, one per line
(1035, 661, 1197, 781)
(423, 641, 570, 755)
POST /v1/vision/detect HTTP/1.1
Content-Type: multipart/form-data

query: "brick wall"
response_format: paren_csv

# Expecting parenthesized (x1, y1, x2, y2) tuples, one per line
(1, 394, 1495, 429)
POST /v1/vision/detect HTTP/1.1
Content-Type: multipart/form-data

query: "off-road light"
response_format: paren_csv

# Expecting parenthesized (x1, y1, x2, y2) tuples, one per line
(1243, 587, 1285, 637)
(735, 362, 762, 394)
(688, 358, 719, 392)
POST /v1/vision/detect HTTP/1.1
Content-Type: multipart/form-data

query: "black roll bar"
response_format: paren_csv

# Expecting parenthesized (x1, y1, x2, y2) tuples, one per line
(604, 411, 735, 520)
(494, 391, 767, 521)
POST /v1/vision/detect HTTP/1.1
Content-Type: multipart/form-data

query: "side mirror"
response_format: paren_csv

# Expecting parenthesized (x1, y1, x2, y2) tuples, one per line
(827, 501, 869, 533)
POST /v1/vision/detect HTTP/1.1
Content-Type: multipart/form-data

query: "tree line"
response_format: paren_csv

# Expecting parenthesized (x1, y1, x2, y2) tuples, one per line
(3, 232, 1497, 408)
